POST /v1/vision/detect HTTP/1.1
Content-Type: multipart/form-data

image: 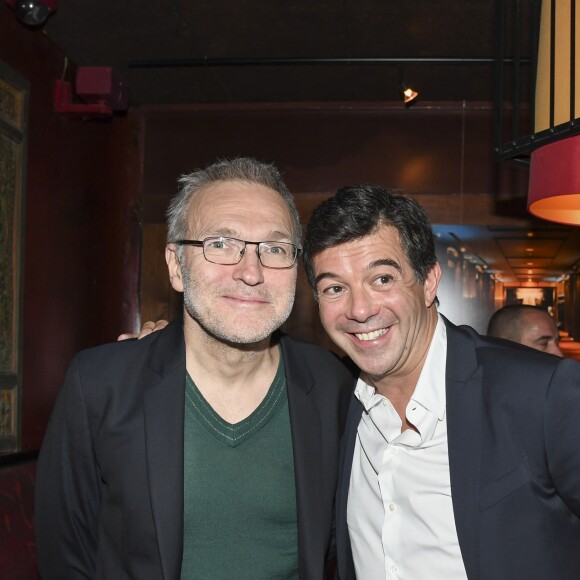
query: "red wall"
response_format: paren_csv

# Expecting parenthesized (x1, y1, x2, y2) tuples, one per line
(0, 10, 532, 451)
(136, 103, 530, 350)
(0, 6, 140, 451)
(139, 103, 530, 221)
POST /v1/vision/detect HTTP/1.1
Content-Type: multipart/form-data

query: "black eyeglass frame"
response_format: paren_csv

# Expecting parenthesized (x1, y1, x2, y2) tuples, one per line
(173, 236, 302, 269)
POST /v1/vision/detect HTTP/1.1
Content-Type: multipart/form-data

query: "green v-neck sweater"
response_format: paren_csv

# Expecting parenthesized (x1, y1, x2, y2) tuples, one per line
(180, 359, 299, 579)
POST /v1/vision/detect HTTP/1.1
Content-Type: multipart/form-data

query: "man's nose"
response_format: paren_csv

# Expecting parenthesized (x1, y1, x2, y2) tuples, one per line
(346, 287, 380, 322)
(233, 243, 264, 286)
(548, 342, 564, 357)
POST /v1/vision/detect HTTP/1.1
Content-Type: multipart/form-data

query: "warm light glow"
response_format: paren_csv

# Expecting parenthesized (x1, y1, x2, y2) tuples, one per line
(528, 135, 580, 225)
(398, 68, 419, 106)
(535, 0, 580, 132)
(403, 88, 417, 101)
(529, 194, 580, 225)
(401, 85, 419, 105)
(517, 288, 544, 301)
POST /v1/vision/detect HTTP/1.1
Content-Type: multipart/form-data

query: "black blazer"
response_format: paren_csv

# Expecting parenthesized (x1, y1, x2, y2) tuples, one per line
(336, 317, 580, 579)
(35, 320, 354, 580)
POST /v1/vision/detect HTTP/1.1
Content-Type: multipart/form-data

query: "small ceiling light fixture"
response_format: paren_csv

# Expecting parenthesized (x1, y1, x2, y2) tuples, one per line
(5, 0, 56, 27)
(398, 66, 419, 106)
(400, 82, 419, 105)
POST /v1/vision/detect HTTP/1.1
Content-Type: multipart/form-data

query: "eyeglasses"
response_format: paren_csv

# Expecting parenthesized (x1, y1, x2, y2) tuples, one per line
(173, 236, 302, 269)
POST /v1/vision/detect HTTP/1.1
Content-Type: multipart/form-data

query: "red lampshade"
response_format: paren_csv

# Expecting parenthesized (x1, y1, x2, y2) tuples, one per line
(528, 134, 580, 225)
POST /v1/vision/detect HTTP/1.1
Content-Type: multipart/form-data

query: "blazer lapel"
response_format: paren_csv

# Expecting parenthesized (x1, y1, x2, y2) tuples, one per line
(281, 337, 325, 579)
(336, 393, 363, 580)
(444, 318, 483, 580)
(143, 320, 186, 580)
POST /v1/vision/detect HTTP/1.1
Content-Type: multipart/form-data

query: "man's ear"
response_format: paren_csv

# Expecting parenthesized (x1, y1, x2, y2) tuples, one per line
(166, 244, 184, 292)
(424, 262, 441, 307)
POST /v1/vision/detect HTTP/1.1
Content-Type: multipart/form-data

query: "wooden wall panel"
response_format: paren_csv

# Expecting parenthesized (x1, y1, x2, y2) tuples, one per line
(1, 7, 140, 451)
(141, 224, 182, 324)
(139, 103, 530, 225)
(137, 103, 531, 345)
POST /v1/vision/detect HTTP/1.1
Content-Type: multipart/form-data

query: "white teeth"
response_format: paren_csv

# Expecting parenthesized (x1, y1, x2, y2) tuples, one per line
(355, 328, 388, 341)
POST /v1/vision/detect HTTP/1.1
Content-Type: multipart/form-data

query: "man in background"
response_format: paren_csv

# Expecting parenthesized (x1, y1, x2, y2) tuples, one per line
(487, 303, 563, 356)
(35, 158, 353, 579)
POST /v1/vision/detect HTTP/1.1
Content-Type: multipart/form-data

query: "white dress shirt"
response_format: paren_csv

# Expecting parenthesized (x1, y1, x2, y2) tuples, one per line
(347, 316, 467, 580)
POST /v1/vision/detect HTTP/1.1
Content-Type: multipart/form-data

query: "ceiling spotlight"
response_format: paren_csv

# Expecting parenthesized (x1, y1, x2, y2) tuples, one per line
(398, 66, 419, 106)
(5, 0, 56, 27)
(400, 82, 419, 105)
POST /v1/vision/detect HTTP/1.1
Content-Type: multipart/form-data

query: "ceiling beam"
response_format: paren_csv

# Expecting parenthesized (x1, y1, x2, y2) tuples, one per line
(129, 57, 530, 69)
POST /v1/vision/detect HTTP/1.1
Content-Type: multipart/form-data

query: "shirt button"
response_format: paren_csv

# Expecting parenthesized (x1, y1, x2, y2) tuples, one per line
(391, 565, 399, 573)
(389, 503, 396, 512)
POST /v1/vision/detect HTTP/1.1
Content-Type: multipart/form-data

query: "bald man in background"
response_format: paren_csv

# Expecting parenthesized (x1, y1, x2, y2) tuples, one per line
(487, 304, 563, 357)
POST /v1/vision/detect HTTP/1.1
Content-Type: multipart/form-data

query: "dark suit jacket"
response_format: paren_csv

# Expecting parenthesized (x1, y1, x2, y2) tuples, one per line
(336, 317, 580, 579)
(35, 320, 354, 580)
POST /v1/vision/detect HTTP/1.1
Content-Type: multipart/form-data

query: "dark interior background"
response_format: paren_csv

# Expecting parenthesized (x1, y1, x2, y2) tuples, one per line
(5, 4, 580, 575)
(2, 0, 579, 457)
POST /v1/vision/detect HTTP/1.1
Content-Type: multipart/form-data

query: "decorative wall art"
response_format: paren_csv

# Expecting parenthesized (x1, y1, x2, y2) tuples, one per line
(0, 62, 28, 453)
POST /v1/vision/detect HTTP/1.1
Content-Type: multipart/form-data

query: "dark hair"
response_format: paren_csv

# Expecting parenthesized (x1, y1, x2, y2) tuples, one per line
(166, 157, 301, 246)
(303, 184, 438, 290)
(487, 304, 547, 340)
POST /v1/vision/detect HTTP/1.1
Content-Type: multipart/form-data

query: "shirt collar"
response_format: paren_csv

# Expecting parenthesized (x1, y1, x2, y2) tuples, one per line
(411, 314, 447, 421)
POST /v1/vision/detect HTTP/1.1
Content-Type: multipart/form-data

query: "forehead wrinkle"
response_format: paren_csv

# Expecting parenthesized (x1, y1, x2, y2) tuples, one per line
(369, 258, 402, 273)
(188, 182, 297, 241)
(205, 227, 239, 237)
(265, 230, 295, 241)
(200, 227, 293, 242)
(314, 257, 402, 286)
(314, 271, 341, 286)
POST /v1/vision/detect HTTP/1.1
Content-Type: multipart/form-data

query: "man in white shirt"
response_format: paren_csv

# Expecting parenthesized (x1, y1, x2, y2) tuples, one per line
(303, 184, 580, 580)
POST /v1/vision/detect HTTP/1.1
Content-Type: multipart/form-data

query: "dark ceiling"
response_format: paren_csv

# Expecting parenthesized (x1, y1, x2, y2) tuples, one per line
(42, 1, 500, 106)
(37, 0, 579, 286)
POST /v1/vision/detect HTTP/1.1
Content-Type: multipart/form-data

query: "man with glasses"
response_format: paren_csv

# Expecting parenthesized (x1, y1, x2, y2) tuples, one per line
(35, 158, 354, 580)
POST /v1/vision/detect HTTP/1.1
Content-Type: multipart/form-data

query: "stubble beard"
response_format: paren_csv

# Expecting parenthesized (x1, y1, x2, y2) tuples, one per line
(181, 264, 296, 345)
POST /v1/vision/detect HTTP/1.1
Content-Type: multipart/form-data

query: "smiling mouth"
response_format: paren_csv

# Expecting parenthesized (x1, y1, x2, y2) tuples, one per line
(227, 295, 266, 302)
(354, 327, 389, 341)
(224, 294, 270, 305)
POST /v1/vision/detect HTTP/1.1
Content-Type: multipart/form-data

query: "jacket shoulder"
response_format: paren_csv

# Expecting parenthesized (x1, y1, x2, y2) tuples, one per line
(72, 331, 157, 370)
(70, 320, 184, 385)
(446, 318, 565, 386)
(278, 333, 357, 381)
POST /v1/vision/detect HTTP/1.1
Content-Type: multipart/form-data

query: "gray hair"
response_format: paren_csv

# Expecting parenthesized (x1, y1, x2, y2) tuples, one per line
(166, 157, 301, 248)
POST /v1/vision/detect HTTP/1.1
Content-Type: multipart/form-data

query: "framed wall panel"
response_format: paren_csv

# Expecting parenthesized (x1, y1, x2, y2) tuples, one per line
(0, 62, 28, 453)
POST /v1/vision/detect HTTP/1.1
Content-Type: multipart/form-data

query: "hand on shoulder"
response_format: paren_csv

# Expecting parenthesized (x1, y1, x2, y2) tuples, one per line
(117, 320, 169, 341)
